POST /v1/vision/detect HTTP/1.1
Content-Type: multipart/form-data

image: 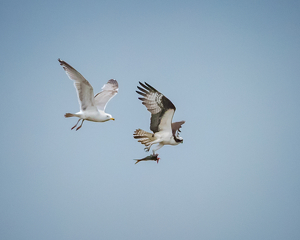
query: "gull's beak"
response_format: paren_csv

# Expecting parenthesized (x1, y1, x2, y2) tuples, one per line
(110, 118, 115, 121)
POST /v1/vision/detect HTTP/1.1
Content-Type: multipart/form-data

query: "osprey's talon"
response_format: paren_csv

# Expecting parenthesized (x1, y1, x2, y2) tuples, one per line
(144, 147, 150, 152)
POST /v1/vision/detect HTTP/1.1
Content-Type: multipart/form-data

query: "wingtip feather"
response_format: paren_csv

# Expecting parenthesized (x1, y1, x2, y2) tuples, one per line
(136, 91, 146, 97)
(144, 82, 158, 92)
(138, 82, 151, 91)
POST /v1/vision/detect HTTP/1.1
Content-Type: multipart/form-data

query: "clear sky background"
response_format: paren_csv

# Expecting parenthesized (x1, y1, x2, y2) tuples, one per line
(1, 0, 299, 239)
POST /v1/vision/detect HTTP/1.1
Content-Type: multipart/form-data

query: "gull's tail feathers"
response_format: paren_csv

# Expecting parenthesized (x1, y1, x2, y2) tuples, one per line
(64, 113, 76, 118)
(133, 129, 156, 146)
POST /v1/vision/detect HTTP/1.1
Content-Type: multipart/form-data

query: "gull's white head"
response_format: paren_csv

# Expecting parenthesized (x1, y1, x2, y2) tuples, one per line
(105, 114, 115, 121)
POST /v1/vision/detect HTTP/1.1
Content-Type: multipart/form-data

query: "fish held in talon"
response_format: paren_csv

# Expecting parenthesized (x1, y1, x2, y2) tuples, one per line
(134, 154, 160, 164)
(58, 58, 118, 130)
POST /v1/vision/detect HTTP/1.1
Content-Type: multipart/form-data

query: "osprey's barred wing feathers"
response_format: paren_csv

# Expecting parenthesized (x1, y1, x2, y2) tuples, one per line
(136, 82, 175, 133)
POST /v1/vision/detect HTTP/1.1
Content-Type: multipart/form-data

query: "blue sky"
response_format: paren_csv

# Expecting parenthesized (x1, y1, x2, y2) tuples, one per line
(1, 0, 300, 239)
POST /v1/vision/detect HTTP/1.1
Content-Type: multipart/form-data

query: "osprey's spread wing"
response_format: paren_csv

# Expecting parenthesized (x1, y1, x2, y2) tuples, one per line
(136, 82, 175, 133)
(172, 121, 185, 136)
(58, 59, 96, 111)
(94, 79, 119, 111)
(172, 121, 185, 143)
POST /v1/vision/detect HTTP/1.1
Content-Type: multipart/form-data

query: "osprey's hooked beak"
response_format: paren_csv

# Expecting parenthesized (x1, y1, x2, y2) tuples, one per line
(110, 118, 115, 121)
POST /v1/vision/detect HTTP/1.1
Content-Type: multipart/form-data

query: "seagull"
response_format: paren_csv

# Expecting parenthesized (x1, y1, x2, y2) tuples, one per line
(58, 59, 118, 130)
(133, 82, 185, 154)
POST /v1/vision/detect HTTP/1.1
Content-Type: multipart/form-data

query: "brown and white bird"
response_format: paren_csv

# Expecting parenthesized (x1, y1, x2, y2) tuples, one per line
(58, 59, 118, 130)
(133, 82, 185, 154)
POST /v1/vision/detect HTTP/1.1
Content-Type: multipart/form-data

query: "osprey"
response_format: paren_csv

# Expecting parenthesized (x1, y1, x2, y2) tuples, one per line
(58, 59, 118, 130)
(133, 82, 185, 154)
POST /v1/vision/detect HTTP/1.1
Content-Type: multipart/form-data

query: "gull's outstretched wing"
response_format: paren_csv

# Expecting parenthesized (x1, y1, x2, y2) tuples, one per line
(94, 79, 119, 111)
(136, 82, 175, 133)
(58, 59, 95, 111)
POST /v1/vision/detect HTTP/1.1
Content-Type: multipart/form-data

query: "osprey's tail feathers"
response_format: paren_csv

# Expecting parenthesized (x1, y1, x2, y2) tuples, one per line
(133, 129, 156, 146)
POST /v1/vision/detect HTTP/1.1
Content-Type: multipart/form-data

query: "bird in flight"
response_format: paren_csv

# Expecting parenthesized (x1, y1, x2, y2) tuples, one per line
(58, 59, 118, 130)
(133, 82, 185, 155)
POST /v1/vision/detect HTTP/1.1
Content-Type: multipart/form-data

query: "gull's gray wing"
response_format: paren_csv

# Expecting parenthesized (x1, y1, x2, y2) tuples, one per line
(58, 59, 96, 111)
(94, 79, 118, 111)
